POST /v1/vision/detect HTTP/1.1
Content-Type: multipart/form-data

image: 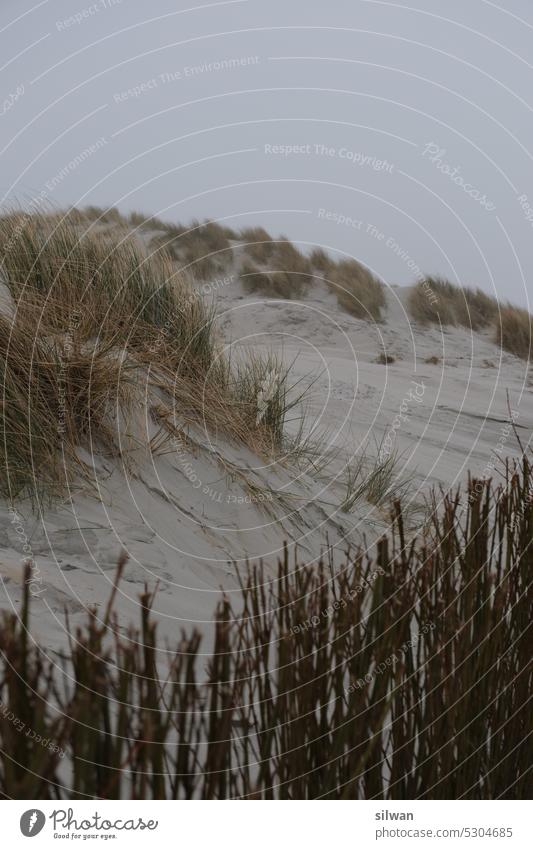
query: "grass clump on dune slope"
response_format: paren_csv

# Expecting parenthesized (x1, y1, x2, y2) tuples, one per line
(408, 276, 532, 360)
(0, 314, 133, 500)
(330, 259, 386, 320)
(495, 304, 532, 360)
(0, 211, 216, 367)
(239, 226, 275, 263)
(150, 219, 235, 281)
(309, 247, 335, 274)
(239, 237, 313, 299)
(0, 211, 299, 500)
(408, 276, 498, 330)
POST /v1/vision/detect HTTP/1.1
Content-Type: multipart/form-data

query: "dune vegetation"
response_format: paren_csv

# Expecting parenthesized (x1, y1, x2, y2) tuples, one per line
(0, 211, 299, 500)
(48, 208, 533, 354)
(495, 303, 533, 361)
(0, 207, 531, 801)
(0, 208, 410, 510)
(0, 460, 530, 798)
(408, 276, 498, 330)
(0, 206, 529, 509)
(408, 276, 532, 360)
(328, 259, 386, 320)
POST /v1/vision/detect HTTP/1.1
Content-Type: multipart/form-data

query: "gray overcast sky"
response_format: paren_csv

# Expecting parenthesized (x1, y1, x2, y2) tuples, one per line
(1, 0, 533, 306)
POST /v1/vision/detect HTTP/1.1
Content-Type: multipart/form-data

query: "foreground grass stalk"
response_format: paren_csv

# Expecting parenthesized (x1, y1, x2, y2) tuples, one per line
(0, 460, 531, 799)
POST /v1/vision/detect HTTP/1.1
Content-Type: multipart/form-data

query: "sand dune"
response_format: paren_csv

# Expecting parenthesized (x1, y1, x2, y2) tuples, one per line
(0, 221, 531, 651)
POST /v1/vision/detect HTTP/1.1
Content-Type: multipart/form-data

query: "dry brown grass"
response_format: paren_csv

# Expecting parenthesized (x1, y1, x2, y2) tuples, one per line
(240, 238, 312, 299)
(274, 238, 312, 276)
(240, 262, 311, 300)
(150, 219, 234, 280)
(239, 261, 274, 295)
(376, 352, 395, 364)
(310, 247, 334, 274)
(239, 226, 275, 263)
(0, 312, 134, 499)
(408, 278, 456, 325)
(495, 304, 532, 360)
(1, 461, 531, 798)
(81, 205, 125, 225)
(330, 259, 386, 320)
(408, 277, 498, 330)
(409, 277, 532, 360)
(0, 211, 302, 500)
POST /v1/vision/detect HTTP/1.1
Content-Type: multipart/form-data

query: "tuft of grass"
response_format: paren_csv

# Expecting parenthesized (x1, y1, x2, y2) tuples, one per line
(495, 304, 532, 360)
(408, 277, 455, 325)
(150, 219, 233, 280)
(330, 259, 386, 320)
(340, 441, 410, 510)
(409, 277, 532, 360)
(408, 277, 498, 330)
(0, 313, 133, 500)
(376, 352, 395, 365)
(0, 211, 216, 359)
(240, 261, 310, 299)
(239, 261, 275, 295)
(310, 247, 334, 274)
(274, 238, 312, 275)
(240, 239, 312, 299)
(0, 210, 311, 500)
(82, 205, 125, 225)
(232, 352, 296, 452)
(239, 226, 275, 263)
(456, 286, 498, 329)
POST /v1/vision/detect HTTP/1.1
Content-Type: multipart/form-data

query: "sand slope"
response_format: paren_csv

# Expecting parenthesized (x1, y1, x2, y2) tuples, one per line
(1, 262, 531, 649)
